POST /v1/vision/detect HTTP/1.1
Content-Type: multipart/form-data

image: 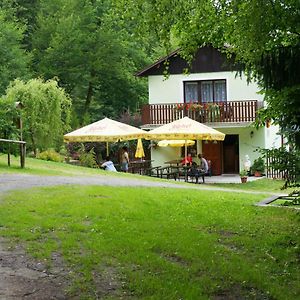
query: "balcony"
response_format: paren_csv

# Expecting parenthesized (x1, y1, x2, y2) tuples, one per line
(141, 100, 260, 126)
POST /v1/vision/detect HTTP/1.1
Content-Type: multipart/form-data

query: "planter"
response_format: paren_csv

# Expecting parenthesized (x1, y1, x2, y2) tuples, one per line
(240, 176, 248, 183)
(254, 171, 262, 177)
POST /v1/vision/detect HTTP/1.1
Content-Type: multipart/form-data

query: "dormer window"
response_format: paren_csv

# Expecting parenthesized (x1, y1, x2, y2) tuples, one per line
(184, 80, 227, 103)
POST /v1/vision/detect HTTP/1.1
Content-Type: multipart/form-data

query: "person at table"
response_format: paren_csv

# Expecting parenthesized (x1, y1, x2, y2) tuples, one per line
(181, 153, 193, 166)
(198, 153, 208, 173)
(120, 146, 129, 172)
(101, 156, 117, 172)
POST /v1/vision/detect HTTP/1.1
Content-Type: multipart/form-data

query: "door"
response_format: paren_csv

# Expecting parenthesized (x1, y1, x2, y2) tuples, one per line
(223, 135, 239, 173)
(202, 141, 223, 175)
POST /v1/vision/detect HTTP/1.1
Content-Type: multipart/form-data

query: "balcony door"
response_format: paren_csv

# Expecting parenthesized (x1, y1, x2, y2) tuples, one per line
(202, 141, 223, 175)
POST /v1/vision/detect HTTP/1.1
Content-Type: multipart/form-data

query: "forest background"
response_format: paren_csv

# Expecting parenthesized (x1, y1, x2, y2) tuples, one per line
(0, 0, 163, 150)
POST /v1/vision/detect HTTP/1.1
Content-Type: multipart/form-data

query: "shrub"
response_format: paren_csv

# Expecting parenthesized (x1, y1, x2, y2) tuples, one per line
(37, 149, 64, 162)
(251, 157, 265, 174)
(79, 148, 98, 168)
(239, 169, 248, 177)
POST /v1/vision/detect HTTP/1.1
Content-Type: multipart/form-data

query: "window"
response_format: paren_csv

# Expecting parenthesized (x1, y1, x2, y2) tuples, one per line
(184, 80, 226, 103)
(184, 82, 198, 103)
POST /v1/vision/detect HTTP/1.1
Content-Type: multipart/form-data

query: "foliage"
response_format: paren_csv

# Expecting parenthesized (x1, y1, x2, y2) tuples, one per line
(3, 78, 72, 155)
(118, 109, 142, 128)
(0, 185, 299, 299)
(0, 97, 20, 140)
(259, 146, 300, 189)
(239, 169, 248, 177)
(36, 149, 64, 162)
(30, 0, 151, 123)
(251, 157, 265, 174)
(79, 147, 98, 168)
(281, 190, 300, 206)
(0, 11, 30, 95)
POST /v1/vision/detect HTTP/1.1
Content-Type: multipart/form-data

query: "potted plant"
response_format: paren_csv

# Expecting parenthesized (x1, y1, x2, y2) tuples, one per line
(239, 169, 248, 183)
(251, 157, 265, 177)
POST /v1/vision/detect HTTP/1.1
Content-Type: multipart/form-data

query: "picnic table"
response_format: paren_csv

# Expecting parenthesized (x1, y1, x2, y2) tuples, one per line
(129, 159, 153, 175)
(164, 159, 182, 166)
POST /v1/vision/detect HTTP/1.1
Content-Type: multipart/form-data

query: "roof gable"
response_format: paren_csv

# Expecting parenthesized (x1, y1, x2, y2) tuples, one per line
(136, 46, 235, 77)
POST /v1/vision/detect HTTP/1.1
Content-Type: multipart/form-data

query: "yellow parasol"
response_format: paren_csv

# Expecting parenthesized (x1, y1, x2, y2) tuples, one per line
(135, 138, 145, 158)
(146, 117, 225, 141)
(64, 117, 146, 156)
(157, 140, 195, 147)
(146, 116, 225, 165)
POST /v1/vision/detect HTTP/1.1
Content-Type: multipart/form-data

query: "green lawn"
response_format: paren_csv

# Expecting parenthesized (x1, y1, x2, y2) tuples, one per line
(0, 184, 299, 299)
(211, 178, 294, 193)
(0, 153, 107, 176)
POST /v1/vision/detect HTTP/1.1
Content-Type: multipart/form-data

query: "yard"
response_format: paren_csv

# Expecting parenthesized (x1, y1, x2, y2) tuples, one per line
(0, 156, 299, 299)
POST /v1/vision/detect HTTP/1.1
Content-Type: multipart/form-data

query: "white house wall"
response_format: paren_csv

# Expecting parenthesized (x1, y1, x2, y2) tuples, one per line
(147, 71, 281, 173)
(148, 72, 264, 104)
(150, 125, 281, 171)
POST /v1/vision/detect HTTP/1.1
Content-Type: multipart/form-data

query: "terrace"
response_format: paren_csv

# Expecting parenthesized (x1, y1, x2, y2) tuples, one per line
(141, 100, 262, 126)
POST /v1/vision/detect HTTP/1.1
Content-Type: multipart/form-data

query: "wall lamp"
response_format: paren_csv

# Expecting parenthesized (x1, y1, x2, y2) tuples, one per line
(250, 131, 254, 138)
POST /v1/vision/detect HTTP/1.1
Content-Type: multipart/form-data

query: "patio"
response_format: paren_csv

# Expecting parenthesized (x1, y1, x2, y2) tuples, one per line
(203, 174, 265, 184)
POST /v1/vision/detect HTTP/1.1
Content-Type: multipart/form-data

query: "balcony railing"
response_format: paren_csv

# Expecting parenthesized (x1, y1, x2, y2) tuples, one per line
(141, 100, 259, 125)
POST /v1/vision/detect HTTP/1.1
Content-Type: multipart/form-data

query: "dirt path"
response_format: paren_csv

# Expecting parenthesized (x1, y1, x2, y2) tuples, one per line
(0, 173, 277, 299)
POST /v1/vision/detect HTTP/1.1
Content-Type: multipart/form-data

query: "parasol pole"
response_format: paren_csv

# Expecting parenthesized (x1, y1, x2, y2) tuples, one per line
(106, 142, 109, 157)
(184, 139, 187, 166)
(184, 139, 188, 181)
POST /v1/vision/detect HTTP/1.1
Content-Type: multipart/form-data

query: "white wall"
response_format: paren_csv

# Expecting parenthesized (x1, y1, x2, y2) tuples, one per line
(150, 126, 281, 171)
(148, 72, 264, 105)
(265, 124, 282, 149)
(151, 146, 181, 168)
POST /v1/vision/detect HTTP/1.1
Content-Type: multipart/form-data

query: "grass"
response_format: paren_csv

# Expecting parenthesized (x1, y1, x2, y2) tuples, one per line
(211, 178, 294, 193)
(0, 184, 299, 299)
(0, 154, 152, 182)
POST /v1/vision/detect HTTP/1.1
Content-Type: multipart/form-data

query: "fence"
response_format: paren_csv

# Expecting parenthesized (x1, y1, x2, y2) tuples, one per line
(0, 138, 26, 168)
(266, 151, 297, 182)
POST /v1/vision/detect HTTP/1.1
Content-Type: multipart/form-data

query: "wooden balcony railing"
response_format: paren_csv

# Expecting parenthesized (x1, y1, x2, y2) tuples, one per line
(141, 100, 260, 125)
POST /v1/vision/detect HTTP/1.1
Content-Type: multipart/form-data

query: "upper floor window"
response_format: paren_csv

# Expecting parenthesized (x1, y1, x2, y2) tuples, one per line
(184, 80, 227, 103)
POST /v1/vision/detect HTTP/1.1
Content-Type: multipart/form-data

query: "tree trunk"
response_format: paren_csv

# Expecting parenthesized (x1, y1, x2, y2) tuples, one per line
(30, 129, 37, 157)
(83, 80, 93, 118)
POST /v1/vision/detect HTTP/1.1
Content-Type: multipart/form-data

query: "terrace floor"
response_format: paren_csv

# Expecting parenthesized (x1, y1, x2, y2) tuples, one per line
(203, 174, 265, 184)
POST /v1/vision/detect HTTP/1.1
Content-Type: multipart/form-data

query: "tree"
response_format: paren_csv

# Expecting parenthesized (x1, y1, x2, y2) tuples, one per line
(0, 98, 19, 140)
(0, 11, 30, 95)
(30, 0, 150, 124)
(3, 78, 72, 155)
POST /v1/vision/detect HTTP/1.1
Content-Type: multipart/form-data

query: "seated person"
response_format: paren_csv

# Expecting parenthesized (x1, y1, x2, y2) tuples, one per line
(196, 153, 208, 173)
(101, 156, 117, 172)
(181, 153, 193, 166)
(188, 154, 209, 183)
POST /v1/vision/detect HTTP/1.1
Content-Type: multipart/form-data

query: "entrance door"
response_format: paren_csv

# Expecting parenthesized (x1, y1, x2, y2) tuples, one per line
(202, 141, 222, 175)
(223, 135, 239, 174)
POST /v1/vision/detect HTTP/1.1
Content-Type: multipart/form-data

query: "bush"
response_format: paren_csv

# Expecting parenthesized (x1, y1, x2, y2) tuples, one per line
(79, 148, 98, 168)
(251, 157, 265, 174)
(37, 149, 64, 162)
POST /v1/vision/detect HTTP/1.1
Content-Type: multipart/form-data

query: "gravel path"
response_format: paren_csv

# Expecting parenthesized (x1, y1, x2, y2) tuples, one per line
(0, 173, 277, 194)
(0, 173, 279, 299)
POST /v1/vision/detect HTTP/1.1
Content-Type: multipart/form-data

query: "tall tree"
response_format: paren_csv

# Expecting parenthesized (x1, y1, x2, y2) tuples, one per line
(31, 0, 150, 124)
(0, 11, 30, 95)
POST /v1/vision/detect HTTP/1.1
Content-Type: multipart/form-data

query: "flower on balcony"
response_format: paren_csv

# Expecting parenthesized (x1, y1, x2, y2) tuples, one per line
(176, 104, 185, 111)
(175, 103, 203, 111)
(189, 103, 203, 111)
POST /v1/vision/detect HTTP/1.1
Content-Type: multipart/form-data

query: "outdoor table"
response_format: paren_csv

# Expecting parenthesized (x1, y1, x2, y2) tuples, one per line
(130, 159, 153, 175)
(164, 159, 182, 166)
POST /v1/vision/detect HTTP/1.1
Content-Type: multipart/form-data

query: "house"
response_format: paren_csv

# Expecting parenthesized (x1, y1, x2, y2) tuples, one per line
(137, 46, 281, 175)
